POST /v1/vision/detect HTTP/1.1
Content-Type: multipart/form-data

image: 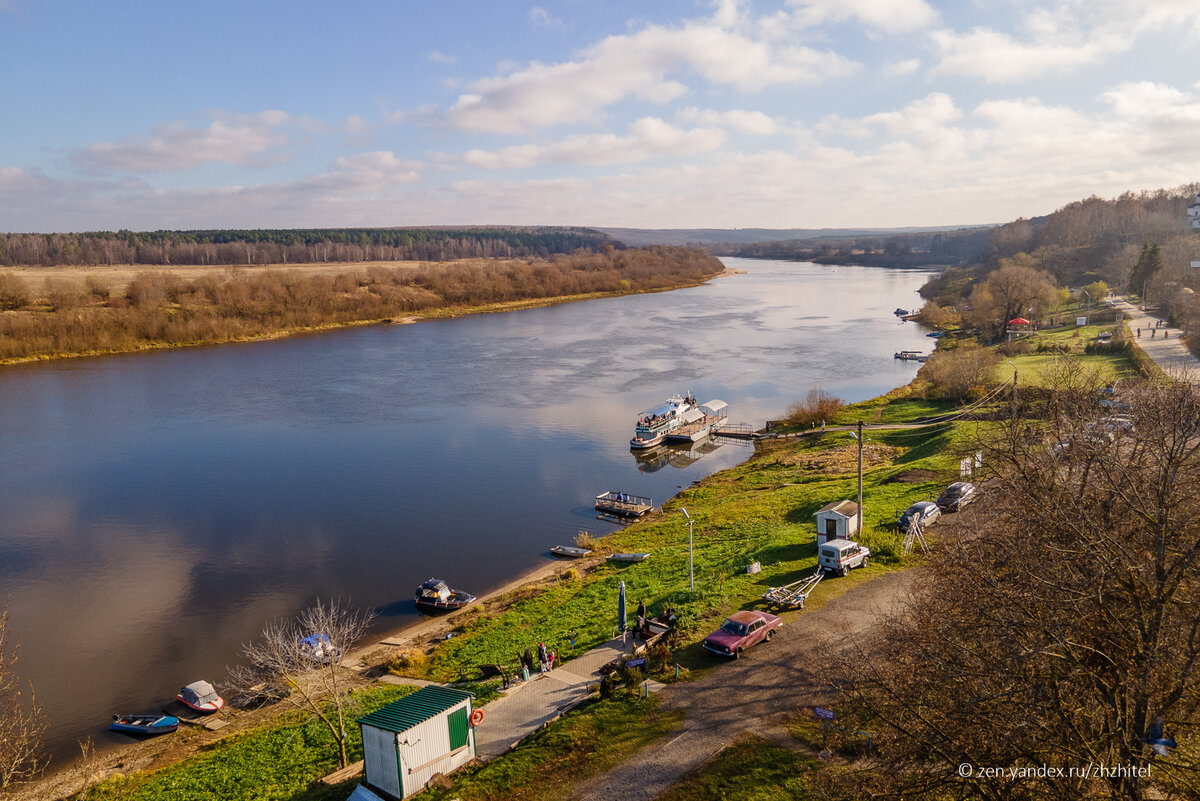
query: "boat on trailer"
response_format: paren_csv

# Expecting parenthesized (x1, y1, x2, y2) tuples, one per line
(109, 713, 180, 736)
(414, 578, 477, 613)
(630, 394, 697, 449)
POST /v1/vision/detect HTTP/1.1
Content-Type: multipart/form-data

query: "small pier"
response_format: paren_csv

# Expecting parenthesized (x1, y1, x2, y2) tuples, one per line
(713, 422, 757, 440)
(595, 491, 653, 518)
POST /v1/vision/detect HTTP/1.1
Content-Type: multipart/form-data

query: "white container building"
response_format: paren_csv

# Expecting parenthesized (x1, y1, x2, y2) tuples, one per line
(355, 686, 476, 800)
(814, 500, 859, 546)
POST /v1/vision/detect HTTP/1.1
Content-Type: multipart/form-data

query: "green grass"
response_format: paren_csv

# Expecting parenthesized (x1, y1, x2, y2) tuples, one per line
(78, 685, 417, 801)
(420, 695, 685, 801)
(991, 323, 1135, 385)
(656, 737, 817, 801)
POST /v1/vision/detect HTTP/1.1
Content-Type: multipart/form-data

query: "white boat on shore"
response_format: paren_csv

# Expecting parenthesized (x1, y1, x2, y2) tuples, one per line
(630, 393, 697, 449)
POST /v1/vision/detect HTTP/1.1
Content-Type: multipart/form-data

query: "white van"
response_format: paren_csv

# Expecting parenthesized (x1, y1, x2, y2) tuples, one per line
(819, 538, 871, 577)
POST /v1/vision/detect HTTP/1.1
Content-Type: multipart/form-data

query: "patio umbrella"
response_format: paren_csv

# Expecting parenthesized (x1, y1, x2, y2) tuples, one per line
(618, 580, 627, 633)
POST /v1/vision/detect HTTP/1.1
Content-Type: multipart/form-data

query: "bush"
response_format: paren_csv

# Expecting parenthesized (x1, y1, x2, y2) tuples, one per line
(920, 346, 1001, 404)
(0, 273, 30, 310)
(786, 388, 846, 427)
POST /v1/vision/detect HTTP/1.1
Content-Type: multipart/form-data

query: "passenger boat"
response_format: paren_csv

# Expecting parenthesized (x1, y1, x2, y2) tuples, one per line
(176, 680, 224, 714)
(550, 545, 592, 559)
(109, 713, 180, 736)
(894, 350, 928, 362)
(608, 552, 651, 563)
(630, 394, 697, 449)
(664, 400, 728, 443)
(414, 578, 477, 613)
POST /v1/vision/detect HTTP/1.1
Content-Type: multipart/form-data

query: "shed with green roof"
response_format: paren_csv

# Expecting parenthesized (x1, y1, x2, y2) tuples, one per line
(356, 686, 475, 800)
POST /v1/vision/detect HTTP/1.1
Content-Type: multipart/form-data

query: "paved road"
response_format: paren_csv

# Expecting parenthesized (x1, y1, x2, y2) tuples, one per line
(571, 568, 918, 801)
(1114, 300, 1200, 377)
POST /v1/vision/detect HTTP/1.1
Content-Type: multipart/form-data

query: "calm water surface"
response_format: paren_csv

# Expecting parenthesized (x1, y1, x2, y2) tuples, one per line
(0, 258, 935, 761)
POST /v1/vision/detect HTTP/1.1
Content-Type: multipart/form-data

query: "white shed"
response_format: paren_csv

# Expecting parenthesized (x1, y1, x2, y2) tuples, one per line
(356, 686, 476, 800)
(814, 500, 859, 546)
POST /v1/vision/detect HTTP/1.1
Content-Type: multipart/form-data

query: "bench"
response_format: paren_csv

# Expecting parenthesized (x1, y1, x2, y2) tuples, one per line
(476, 663, 517, 688)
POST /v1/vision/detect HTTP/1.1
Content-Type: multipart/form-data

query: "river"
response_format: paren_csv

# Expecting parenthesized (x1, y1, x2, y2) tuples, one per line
(0, 257, 935, 762)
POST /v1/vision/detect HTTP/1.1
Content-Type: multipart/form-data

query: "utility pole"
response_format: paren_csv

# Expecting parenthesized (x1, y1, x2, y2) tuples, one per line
(681, 507, 694, 591)
(1011, 367, 1018, 436)
(856, 420, 864, 538)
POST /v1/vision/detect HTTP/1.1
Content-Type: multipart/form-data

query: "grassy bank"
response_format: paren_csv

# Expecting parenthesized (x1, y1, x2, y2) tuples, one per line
(46, 323, 1145, 800)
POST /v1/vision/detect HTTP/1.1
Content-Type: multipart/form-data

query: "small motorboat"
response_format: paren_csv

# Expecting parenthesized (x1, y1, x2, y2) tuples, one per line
(109, 713, 179, 736)
(608, 552, 651, 563)
(550, 545, 592, 559)
(414, 578, 477, 614)
(177, 680, 225, 714)
(299, 633, 341, 663)
(894, 308, 910, 316)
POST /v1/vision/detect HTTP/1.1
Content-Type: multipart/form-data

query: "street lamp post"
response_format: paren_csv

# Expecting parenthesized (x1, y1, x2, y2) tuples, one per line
(680, 507, 694, 591)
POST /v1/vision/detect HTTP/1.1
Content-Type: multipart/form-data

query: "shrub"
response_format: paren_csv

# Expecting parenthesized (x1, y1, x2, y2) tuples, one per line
(0, 273, 30, 310)
(920, 346, 1001, 404)
(786, 388, 846, 427)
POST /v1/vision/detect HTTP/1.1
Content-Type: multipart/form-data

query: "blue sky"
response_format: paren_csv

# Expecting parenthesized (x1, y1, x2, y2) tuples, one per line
(2, 0, 1199, 232)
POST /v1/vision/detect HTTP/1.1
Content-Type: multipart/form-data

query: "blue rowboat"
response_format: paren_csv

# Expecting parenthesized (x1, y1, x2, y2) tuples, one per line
(109, 713, 180, 736)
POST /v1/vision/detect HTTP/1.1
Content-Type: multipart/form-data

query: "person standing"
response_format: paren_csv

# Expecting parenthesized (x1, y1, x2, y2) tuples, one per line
(537, 642, 549, 673)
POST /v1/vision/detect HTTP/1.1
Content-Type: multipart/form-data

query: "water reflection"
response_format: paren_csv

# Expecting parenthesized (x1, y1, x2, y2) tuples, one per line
(0, 258, 935, 762)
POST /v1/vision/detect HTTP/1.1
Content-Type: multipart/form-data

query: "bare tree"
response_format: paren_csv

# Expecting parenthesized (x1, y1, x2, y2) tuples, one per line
(826, 372, 1200, 800)
(966, 256, 1060, 341)
(0, 599, 47, 791)
(231, 599, 377, 769)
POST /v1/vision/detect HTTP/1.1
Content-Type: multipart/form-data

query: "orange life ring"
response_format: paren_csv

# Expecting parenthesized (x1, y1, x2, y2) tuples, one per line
(470, 708, 485, 726)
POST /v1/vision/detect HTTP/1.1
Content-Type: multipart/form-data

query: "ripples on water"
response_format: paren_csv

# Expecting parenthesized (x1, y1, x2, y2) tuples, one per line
(0, 257, 936, 760)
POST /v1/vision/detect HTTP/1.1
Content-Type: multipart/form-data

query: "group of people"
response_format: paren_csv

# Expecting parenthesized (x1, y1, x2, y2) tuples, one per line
(1136, 320, 1172, 340)
(629, 599, 676, 640)
(517, 642, 556, 679)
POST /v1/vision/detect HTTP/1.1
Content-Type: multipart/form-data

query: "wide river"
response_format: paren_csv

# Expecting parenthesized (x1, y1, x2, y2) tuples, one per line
(0, 257, 935, 762)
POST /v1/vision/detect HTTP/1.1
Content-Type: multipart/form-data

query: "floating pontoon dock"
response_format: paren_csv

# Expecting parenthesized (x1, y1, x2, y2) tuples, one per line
(595, 491, 653, 518)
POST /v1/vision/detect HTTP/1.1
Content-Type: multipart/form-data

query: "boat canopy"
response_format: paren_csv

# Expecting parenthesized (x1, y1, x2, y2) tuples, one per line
(699, 400, 728, 415)
(639, 401, 682, 418)
(181, 681, 219, 705)
(679, 408, 705, 424)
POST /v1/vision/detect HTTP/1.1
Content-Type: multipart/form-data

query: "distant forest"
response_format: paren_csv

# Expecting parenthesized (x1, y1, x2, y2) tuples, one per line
(921, 185, 1200, 306)
(706, 226, 995, 268)
(0, 226, 617, 267)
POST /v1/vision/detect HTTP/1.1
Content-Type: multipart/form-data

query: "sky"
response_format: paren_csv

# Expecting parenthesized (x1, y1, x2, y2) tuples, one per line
(2, 0, 1199, 233)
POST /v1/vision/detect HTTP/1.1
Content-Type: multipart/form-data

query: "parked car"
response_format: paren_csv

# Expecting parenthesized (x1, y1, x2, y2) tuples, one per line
(702, 610, 782, 659)
(898, 501, 940, 533)
(936, 481, 976, 512)
(818, 538, 871, 577)
(1097, 415, 1134, 432)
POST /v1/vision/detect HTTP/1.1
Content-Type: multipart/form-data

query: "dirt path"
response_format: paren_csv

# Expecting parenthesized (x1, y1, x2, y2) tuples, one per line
(572, 568, 918, 801)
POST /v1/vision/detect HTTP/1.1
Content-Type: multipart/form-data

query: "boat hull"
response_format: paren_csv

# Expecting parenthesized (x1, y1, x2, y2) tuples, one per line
(629, 433, 667, 449)
(110, 715, 180, 736)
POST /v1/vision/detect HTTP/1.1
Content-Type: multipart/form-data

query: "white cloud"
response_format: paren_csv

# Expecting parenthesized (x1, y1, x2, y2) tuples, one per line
(455, 118, 725, 170)
(675, 107, 780, 135)
(530, 7, 571, 34)
(437, 6, 857, 134)
(428, 51, 458, 65)
(932, 0, 1200, 83)
(883, 58, 920, 77)
(787, 0, 938, 34)
(930, 26, 1127, 83)
(70, 111, 293, 173)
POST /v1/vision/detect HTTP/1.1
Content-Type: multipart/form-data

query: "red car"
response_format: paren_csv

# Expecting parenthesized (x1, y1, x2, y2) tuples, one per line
(702, 610, 782, 659)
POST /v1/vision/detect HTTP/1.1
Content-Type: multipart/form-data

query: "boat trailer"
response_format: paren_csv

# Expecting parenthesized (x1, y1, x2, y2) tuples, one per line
(762, 569, 824, 607)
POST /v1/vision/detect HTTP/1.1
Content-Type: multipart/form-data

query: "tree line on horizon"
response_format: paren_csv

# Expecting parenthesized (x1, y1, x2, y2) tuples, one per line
(0, 226, 617, 267)
(0, 246, 720, 361)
